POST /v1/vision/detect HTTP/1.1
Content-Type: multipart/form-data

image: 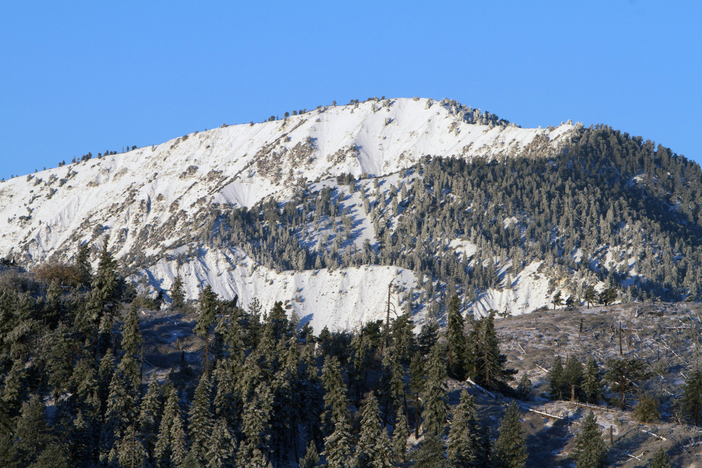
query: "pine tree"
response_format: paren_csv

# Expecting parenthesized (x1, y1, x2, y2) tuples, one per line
(205, 418, 236, 468)
(573, 411, 607, 468)
(603, 358, 650, 410)
(494, 402, 527, 468)
(380, 350, 405, 426)
(582, 359, 603, 404)
(447, 295, 466, 380)
(138, 378, 162, 464)
(76, 241, 92, 288)
(355, 393, 394, 468)
(551, 290, 563, 309)
(682, 368, 702, 426)
(409, 352, 425, 438)
(413, 434, 446, 467)
(85, 235, 122, 353)
(321, 356, 353, 468)
(516, 373, 532, 400)
(393, 405, 409, 463)
(13, 395, 50, 465)
(213, 358, 240, 429)
(548, 356, 565, 400)
(154, 387, 181, 467)
(114, 424, 146, 468)
(170, 274, 185, 309)
(447, 390, 482, 467)
(299, 441, 320, 468)
(422, 344, 448, 437)
(417, 321, 439, 357)
(583, 286, 596, 309)
(119, 303, 144, 391)
(195, 286, 219, 374)
(563, 356, 583, 401)
(240, 384, 274, 464)
(170, 404, 189, 468)
(188, 373, 213, 463)
(390, 310, 415, 364)
(650, 447, 671, 468)
(300, 340, 323, 450)
(470, 312, 515, 389)
(101, 369, 133, 464)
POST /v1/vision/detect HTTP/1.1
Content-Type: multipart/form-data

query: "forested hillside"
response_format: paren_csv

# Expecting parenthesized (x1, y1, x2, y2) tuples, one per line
(2, 246, 700, 467)
(202, 124, 702, 313)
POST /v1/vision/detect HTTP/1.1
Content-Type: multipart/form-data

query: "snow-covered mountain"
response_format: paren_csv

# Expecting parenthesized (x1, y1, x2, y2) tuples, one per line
(0, 97, 577, 332)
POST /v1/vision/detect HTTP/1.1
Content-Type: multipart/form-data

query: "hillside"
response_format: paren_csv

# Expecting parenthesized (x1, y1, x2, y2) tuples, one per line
(1, 97, 701, 332)
(0, 97, 577, 331)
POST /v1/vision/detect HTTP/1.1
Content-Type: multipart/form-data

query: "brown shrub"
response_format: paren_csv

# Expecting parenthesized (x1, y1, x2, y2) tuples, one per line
(34, 263, 82, 287)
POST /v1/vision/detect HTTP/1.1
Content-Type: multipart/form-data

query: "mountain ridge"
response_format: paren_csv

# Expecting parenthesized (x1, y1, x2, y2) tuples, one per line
(4, 97, 698, 333)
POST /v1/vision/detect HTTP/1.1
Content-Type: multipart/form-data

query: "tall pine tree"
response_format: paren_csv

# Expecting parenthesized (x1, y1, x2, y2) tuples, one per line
(422, 344, 448, 437)
(494, 402, 527, 468)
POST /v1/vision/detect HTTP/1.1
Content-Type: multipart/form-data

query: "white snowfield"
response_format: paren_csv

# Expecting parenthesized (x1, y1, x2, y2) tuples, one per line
(0, 98, 575, 330)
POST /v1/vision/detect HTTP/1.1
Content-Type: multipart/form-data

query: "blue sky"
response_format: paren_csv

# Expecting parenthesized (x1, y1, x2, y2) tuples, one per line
(1, 1, 700, 180)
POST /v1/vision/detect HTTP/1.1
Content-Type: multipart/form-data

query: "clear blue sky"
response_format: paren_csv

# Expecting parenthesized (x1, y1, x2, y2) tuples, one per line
(1, 1, 700, 180)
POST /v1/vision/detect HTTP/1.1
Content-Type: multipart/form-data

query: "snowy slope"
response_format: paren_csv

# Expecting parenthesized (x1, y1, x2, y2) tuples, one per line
(0, 97, 576, 330)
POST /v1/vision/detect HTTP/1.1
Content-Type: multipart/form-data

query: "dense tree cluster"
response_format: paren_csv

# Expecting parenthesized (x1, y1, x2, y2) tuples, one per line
(0, 252, 532, 467)
(191, 125, 702, 318)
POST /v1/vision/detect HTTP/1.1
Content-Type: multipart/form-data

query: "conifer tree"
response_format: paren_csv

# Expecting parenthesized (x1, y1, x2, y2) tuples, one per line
(603, 358, 650, 410)
(195, 286, 219, 375)
(266, 301, 290, 342)
(101, 368, 137, 464)
(13, 395, 50, 465)
(76, 241, 92, 288)
(170, 404, 189, 468)
(470, 312, 515, 389)
(300, 339, 323, 449)
(188, 373, 213, 463)
(114, 424, 146, 468)
(393, 405, 409, 463)
(447, 390, 482, 467)
(321, 356, 353, 468)
(355, 393, 394, 468)
(380, 350, 405, 426)
(409, 352, 425, 438)
(650, 447, 671, 468)
(494, 402, 527, 468)
(390, 310, 415, 364)
(154, 388, 177, 466)
(299, 441, 320, 468)
(447, 295, 467, 380)
(548, 356, 565, 400)
(583, 286, 596, 309)
(138, 378, 162, 464)
(582, 359, 603, 404)
(240, 384, 274, 464)
(205, 418, 236, 468)
(551, 290, 563, 309)
(85, 236, 122, 353)
(119, 303, 144, 391)
(563, 355, 584, 401)
(213, 358, 239, 429)
(422, 344, 448, 436)
(413, 434, 446, 467)
(170, 274, 185, 310)
(682, 368, 702, 426)
(516, 373, 532, 400)
(417, 321, 439, 357)
(32, 443, 70, 468)
(573, 411, 607, 468)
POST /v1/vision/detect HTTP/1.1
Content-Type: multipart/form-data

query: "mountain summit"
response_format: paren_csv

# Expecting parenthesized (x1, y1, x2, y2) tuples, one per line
(2, 97, 698, 332)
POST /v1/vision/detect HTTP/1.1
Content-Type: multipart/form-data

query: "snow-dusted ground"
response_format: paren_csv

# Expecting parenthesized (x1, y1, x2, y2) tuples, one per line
(137, 247, 416, 334)
(0, 97, 577, 330)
